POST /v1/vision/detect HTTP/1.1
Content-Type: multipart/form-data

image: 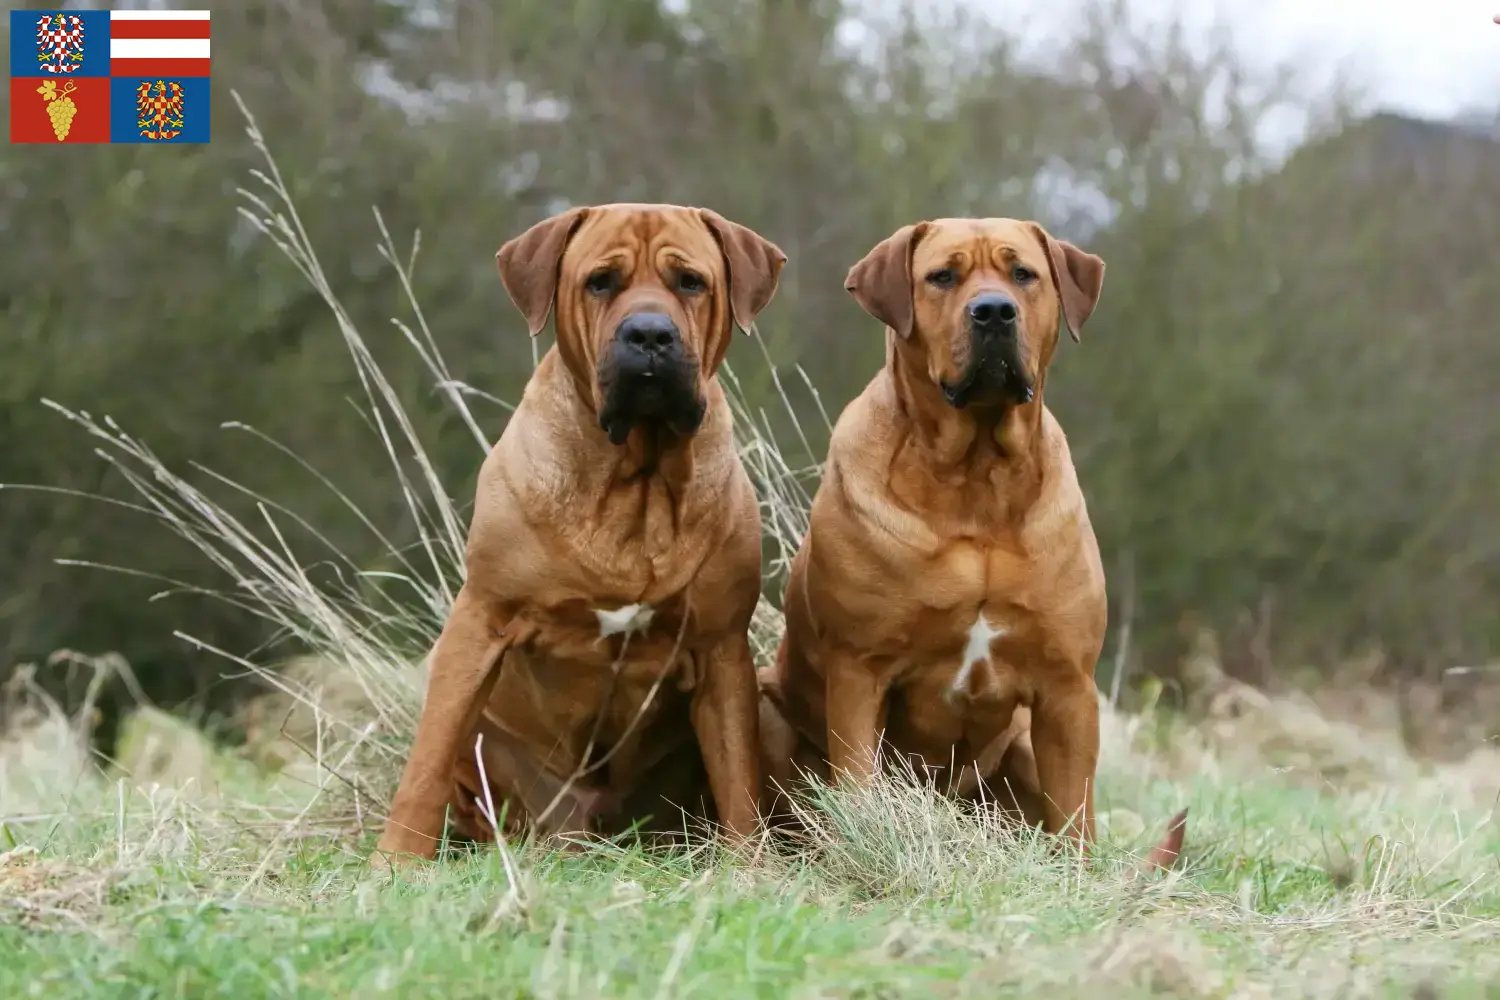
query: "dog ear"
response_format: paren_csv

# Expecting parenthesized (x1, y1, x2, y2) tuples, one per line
(844, 223, 929, 339)
(698, 209, 787, 334)
(495, 207, 590, 337)
(1029, 223, 1105, 343)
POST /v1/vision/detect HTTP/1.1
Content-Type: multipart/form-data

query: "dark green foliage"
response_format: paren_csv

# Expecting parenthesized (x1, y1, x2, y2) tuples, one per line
(2, 1, 1496, 731)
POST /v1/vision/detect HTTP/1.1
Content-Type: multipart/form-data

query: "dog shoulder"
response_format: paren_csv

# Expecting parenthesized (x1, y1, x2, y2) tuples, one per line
(814, 373, 934, 555)
(462, 389, 578, 585)
(825, 371, 901, 470)
(1028, 406, 1105, 587)
(1025, 411, 1095, 546)
(480, 398, 568, 509)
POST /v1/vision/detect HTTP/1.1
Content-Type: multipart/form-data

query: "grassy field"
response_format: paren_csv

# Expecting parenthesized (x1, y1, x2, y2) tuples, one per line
(3, 101, 1498, 998)
(2, 667, 1498, 999)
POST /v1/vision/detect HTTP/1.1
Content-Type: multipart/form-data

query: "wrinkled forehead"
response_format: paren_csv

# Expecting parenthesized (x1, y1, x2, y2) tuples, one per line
(565, 205, 719, 270)
(914, 218, 1048, 274)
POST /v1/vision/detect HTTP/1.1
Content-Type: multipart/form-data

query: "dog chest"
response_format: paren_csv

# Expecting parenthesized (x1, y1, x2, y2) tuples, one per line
(877, 604, 1022, 695)
(950, 613, 1008, 699)
(885, 608, 1026, 763)
(594, 602, 656, 639)
(483, 638, 698, 770)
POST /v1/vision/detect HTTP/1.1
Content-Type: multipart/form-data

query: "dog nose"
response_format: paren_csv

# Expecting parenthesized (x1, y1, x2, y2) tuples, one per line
(616, 312, 681, 357)
(967, 293, 1019, 331)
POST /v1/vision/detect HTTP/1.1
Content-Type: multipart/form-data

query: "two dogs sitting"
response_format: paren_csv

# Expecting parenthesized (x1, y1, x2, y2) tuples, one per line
(372, 203, 1185, 870)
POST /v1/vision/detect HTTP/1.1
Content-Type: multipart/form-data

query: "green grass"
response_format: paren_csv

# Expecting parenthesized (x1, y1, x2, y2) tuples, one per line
(3, 96, 1498, 998)
(3, 693, 1498, 998)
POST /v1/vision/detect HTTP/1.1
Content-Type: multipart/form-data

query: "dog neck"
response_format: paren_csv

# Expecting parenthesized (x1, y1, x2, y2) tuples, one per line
(613, 422, 693, 482)
(886, 336, 1047, 480)
(534, 349, 724, 554)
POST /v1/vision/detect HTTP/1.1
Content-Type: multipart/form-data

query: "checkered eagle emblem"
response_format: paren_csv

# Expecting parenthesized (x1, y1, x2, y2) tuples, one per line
(134, 80, 185, 141)
(35, 13, 86, 75)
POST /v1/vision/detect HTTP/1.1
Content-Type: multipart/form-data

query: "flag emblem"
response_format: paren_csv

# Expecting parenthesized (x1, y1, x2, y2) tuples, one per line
(134, 79, 185, 141)
(10, 10, 209, 145)
(107, 9, 210, 78)
(36, 79, 79, 141)
(35, 13, 86, 75)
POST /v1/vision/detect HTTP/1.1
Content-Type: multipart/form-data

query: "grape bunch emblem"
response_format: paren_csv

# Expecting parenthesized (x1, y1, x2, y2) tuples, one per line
(36, 80, 79, 142)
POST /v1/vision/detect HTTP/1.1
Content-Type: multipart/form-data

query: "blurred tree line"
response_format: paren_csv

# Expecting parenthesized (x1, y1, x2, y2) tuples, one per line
(2, 0, 1497, 739)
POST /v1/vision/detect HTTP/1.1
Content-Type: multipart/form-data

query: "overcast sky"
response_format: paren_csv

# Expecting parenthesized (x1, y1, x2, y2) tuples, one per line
(1187, 0, 1500, 119)
(954, 0, 1500, 122)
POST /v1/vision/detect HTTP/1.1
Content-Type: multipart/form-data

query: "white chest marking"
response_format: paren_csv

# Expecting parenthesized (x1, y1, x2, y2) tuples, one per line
(950, 614, 1006, 698)
(595, 603, 655, 639)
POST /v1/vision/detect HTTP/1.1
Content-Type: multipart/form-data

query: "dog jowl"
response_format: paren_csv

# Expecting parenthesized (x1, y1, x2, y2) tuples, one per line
(595, 307, 704, 445)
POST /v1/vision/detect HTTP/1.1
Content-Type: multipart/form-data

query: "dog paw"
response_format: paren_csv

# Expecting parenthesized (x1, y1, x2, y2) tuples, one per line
(1139, 807, 1189, 873)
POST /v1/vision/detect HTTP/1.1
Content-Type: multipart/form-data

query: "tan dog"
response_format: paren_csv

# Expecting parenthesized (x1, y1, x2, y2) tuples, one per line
(373, 204, 785, 863)
(760, 217, 1184, 866)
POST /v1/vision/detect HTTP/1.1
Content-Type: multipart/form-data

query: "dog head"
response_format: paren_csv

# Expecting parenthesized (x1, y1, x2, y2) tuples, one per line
(496, 204, 785, 445)
(844, 218, 1104, 409)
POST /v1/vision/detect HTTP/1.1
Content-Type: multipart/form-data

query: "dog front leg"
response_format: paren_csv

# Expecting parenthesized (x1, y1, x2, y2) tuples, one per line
(824, 650, 888, 786)
(1028, 670, 1100, 849)
(373, 588, 513, 865)
(692, 632, 763, 839)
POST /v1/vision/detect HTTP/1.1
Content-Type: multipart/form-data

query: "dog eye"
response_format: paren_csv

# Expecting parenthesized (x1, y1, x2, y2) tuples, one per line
(1012, 265, 1037, 285)
(676, 270, 706, 294)
(585, 269, 618, 296)
(925, 268, 957, 289)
